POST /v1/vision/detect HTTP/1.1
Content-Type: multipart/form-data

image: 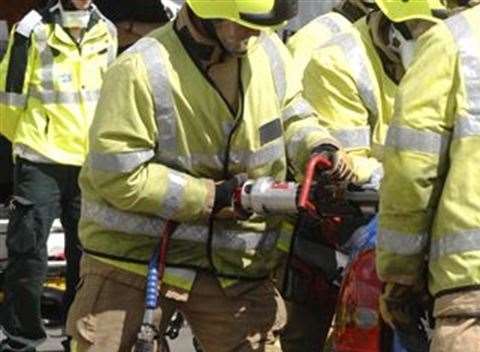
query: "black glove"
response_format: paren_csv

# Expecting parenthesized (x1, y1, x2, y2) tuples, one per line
(213, 174, 248, 214)
(311, 144, 355, 182)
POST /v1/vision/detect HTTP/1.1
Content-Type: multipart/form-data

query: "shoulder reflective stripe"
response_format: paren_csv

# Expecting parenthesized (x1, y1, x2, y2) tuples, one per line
(260, 35, 286, 104)
(34, 25, 55, 91)
(128, 37, 178, 164)
(16, 10, 43, 37)
(30, 88, 101, 104)
(314, 15, 345, 35)
(287, 125, 326, 160)
(282, 99, 314, 123)
(161, 170, 187, 219)
(0, 92, 27, 107)
(88, 149, 155, 173)
(335, 32, 379, 118)
(445, 14, 480, 115)
(386, 124, 450, 155)
(173, 224, 279, 252)
(331, 126, 370, 149)
(430, 229, 480, 260)
(454, 114, 480, 139)
(377, 228, 428, 256)
(82, 199, 166, 237)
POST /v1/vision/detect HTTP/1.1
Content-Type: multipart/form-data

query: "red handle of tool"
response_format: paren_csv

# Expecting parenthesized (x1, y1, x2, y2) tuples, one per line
(298, 154, 332, 214)
(158, 221, 178, 282)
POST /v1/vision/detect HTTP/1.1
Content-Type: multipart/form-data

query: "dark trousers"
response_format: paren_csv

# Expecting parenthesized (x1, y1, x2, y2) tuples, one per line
(0, 158, 81, 349)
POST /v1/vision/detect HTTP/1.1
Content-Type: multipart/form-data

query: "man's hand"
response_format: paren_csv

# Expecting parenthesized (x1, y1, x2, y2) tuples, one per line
(212, 174, 248, 218)
(379, 282, 431, 333)
(312, 144, 355, 182)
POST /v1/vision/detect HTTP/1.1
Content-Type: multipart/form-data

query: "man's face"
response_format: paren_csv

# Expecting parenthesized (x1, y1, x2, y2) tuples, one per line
(69, 0, 92, 10)
(213, 20, 261, 56)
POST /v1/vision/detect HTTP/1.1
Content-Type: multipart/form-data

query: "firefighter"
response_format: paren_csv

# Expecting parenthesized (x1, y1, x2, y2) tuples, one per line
(287, 0, 377, 77)
(64, 0, 354, 351)
(377, 3, 480, 352)
(0, 1, 117, 351)
(280, 1, 447, 351)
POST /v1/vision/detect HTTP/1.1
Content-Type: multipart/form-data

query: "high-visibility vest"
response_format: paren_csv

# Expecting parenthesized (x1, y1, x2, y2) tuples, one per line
(79, 22, 337, 291)
(378, 6, 480, 297)
(303, 18, 396, 184)
(0, 4, 117, 165)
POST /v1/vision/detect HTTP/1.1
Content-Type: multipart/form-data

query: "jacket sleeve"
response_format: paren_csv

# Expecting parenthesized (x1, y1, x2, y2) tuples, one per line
(273, 35, 340, 176)
(303, 44, 381, 184)
(376, 26, 456, 285)
(0, 23, 35, 141)
(84, 54, 215, 223)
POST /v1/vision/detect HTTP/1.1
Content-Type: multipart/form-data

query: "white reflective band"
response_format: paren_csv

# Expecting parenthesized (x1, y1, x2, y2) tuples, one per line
(334, 32, 379, 119)
(260, 35, 286, 104)
(287, 126, 326, 161)
(446, 14, 480, 115)
(430, 229, 480, 261)
(0, 92, 27, 107)
(173, 224, 278, 252)
(30, 89, 101, 104)
(332, 126, 371, 149)
(16, 10, 43, 37)
(454, 114, 480, 139)
(128, 38, 178, 165)
(81, 199, 166, 238)
(377, 228, 428, 256)
(282, 99, 314, 123)
(315, 15, 345, 36)
(88, 149, 155, 173)
(386, 125, 450, 155)
(230, 139, 285, 169)
(161, 170, 187, 219)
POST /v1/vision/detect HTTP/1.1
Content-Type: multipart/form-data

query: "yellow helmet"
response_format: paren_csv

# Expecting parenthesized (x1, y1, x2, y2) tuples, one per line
(375, 0, 447, 22)
(186, 0, 298, 30)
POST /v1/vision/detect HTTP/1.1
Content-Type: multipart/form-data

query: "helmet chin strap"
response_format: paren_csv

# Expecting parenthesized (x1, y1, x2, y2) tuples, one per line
(57, 0, 91, 29)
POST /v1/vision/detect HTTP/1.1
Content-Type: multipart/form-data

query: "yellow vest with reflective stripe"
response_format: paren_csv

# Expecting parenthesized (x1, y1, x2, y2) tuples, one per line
(287, 12, 353, 77)
(303, 17, 396, 184)
(378, 7, 480, 296)
(0, 6, 117, 165)
(79, 23, 334, 291)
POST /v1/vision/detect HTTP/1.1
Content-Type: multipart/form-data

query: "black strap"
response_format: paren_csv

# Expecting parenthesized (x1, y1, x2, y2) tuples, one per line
(5, 33, 31, 94)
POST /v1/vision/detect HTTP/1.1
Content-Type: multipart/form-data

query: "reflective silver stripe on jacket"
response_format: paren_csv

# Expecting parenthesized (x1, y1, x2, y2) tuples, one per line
(230, 139, 285, 169)
(454, 116, 480, 139)
(161, 170, 187, 219)
(88, 149, 155, 173)
(331, 126, 371, 149)
(282, 99, 314, 123)
(82, 199, 278, 252)
(0, 92, 27, 107)
(377, 228, 428, 256)
(314, 14, 346, 36)
(82, 199, 167, 237)
(30, 88, 101, 104)
(334, 32, 379, 118)
(128, 37, 178, 165)
(34, 25, 55, 91)
(173, 223, 278, 252)
(386, 125, 450, 155)
(446, 14, 480, 116)
(430, 229, 480, 261)
(261, 35, 286, 104)
(287, 126, 326, 160)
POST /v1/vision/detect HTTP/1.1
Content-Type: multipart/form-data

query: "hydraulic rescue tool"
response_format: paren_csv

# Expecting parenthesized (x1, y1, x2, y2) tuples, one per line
(133, 155, 377, 351)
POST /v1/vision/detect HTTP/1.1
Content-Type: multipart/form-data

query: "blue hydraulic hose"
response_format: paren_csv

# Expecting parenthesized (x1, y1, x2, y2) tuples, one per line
(145, 248, 160, 310)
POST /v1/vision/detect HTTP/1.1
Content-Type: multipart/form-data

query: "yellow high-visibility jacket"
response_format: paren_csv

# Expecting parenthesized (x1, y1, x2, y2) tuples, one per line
(79, 22, 339, 292)
(377, 6, 480, 296)
(287, 12, 353, 77)
(0, 4, 117, 165)
(303, 18, 396, 184)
